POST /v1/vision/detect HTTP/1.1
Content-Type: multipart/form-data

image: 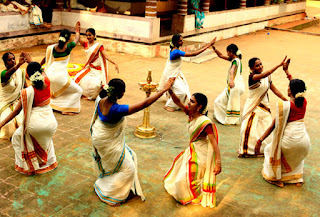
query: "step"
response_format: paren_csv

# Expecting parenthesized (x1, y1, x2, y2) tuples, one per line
(272, 18, 320, 30)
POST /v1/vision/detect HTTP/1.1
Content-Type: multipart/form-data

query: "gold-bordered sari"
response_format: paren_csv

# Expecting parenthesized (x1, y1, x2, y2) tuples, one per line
(164, 115, 218, 208)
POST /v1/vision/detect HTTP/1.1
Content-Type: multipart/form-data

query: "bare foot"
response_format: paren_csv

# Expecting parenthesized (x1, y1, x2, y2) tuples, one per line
(296, 181, 305, 187)
(267, 180, 284, 188)
(90, 6, 98, 12)
(81, 95, 89, 100)
(62, 112, 77, 116)
(163, 106, 175, 112)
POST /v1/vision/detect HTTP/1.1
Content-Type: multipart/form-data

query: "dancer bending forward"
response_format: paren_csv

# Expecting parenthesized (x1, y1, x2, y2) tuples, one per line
(43, 22, 83, 115)
(159, 34, 216, 112)
(164, 90, 221, 207)
(90, 77, 175, 206)
(213, 44, 245, 125)
(260, 62, 310, 187)
(76, 28, 119, 100)
(238, 57, 288, 157)
(0, 62, 58, 175)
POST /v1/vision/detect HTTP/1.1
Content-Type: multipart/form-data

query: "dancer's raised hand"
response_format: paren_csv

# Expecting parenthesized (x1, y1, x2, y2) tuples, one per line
(210, 37, 217, 46)
(163, 77, 176, 91)
(18, 52, 26, 65)
(279, 56, 287, 67)
(283, 58, 290, 71)
(22, 52, 32, 63)
(75, 21, 81, 32)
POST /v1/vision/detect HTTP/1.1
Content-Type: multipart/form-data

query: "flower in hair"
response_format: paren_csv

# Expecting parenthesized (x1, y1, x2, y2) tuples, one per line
(29, 71, 44, 86)
(59, 36, 66, 42)
(103, 84, 114, 97)
(170, 41, 174, 48)
(295, 91, 306, 98)
(202, 105, 209, 115)
(236, 49, 242, 56)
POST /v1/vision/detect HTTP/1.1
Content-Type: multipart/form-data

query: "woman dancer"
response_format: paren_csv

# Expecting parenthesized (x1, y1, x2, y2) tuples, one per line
(212, 44, 245, 125)
(0, 52, 31, 139)
(260, 61, 310, 187)
(75, 28, 119, 100)
(238, 57, 288, 157)
(164, 90, 221, 207)
(159, 34, 216, 112)
(90, 77, 175, 206)
(43, 22, 83, 115)
(0, 62, 58, 175)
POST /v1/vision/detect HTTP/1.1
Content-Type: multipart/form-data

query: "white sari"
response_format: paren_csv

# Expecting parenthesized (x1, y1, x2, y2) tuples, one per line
(74, 42, 107, 100)
(239, 76, 273, 156)
(29, 5, 43, 26)
(262, 101, 310, 183)
(164, 115, 217, 208)
(0, 1, 28, 14)
(90, 97, 145, 205)
(45, 44, 83, 113)
(158, 54, 191, 110)
(12, 86, 58, 175)
(0, 68, 25, 139)
(214, 58, 245, 125)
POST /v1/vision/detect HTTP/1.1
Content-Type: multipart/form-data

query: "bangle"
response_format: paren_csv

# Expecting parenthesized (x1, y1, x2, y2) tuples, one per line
(287, 74, 292, 79)
(257, 139, 262, 145)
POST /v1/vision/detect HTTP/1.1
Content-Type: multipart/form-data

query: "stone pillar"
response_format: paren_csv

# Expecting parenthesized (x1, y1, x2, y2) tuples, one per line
(145, 0, 157, 18)
(264, 0, 271, 5)
(178, 0, 188, 15)
(240, 0, 247, 8)
(202, 0, 210, 13)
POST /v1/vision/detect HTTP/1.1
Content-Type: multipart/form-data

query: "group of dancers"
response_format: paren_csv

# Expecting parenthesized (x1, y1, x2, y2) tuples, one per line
(0, 21, 311, 207)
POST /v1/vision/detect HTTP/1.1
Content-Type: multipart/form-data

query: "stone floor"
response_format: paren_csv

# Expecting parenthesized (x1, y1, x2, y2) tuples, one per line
(1, 19, 320, 216)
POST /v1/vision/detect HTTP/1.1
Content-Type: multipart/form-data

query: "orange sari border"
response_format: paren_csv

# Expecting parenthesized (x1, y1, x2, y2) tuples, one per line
(15, 162, 58, 175)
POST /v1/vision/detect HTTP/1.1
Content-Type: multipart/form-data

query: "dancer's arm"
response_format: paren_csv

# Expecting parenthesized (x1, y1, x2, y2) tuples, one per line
(229, 64, 236, 89)
(79, 35, 86, 47)
(208, 131, 222, 175)
(270, 83, 287, 101)
(127, 77, 175, 115)
(1, 53, 25, 82)
(255, 119, 276, 155)
(0, 100, 22, 129)
(252, 56, 287, 81)
(282, 58, 293, 81)
(184, 37, 216, 57)
(212, 46, 229, 61)
(73, 21, 81, 45)
(101, 50, 119, 73)
(168, 89, 189, 114)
